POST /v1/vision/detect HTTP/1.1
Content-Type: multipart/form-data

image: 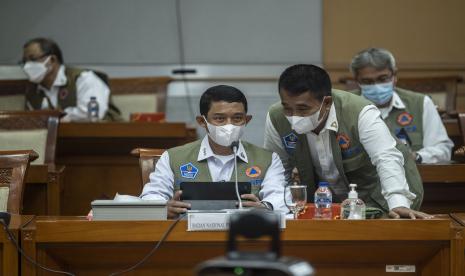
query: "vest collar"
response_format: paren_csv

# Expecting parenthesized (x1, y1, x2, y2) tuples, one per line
(322, 103, 338, 133)
(38, 65, 67, 91)
(197, 135, 248, 163)
(378, 91, 406, 119)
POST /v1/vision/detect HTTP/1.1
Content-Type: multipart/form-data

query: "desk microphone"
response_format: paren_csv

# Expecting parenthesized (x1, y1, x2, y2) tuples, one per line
(230, 141, 242, 209)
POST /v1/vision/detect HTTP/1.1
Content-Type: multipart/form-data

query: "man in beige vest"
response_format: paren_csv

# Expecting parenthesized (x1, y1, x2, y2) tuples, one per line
(141, 85, 287, 218)
(264, 64, 431, 219)
(349, 48, 453, 164)
(21, 37, 120, 121)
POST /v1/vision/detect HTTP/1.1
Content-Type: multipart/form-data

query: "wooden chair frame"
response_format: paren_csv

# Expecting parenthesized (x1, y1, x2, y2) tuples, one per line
(130, 148, 165, 189)
(0, 150, 38, 214)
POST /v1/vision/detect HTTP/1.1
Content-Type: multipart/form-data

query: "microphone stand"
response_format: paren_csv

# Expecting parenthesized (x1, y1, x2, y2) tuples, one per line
(231, 141, 242, 209)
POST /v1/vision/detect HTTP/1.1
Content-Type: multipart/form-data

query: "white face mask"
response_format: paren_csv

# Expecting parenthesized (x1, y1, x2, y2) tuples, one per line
(285, 99, 327, 134)
(203, 116, 245, 147)
(22, 56, 51, 83)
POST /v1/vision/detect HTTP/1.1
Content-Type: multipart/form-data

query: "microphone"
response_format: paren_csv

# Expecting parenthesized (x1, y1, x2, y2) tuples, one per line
(230, 141, 242, 209)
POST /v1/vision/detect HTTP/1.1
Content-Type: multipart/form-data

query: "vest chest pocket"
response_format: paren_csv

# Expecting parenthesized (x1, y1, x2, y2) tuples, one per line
(341, 150, 371, 172)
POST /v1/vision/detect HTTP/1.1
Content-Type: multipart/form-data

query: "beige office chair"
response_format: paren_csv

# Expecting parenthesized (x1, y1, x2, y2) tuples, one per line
(454, 113, 465, 161)
(0, 110, 61, 164)
(109, 77, 172, 121)
(0, 150, 38, 214)
(130, 148, 165, 189)
(0, 79, 29, 111)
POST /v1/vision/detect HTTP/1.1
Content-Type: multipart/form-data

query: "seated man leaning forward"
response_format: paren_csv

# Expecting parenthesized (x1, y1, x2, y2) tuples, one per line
(349, 48, 453, 164)
(264, 64, 431, 219)
(140, 85, 287, 218)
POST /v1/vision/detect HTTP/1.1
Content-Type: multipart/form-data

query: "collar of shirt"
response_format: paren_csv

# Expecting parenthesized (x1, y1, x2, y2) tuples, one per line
(38, 65, 67, 92)
(321, 103, 338, 133)
(377, 91, 405, 119)
(197, 135, 248, 163)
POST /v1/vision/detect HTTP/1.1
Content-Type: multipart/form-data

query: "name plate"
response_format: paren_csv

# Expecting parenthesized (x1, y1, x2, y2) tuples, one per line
(187, 210, 286, 231)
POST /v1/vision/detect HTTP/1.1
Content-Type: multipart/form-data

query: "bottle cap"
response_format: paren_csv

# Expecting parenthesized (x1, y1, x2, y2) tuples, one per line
(90, 96, 97, 100)
(318, 181, 329, 187)
(348, 183, 358, 199)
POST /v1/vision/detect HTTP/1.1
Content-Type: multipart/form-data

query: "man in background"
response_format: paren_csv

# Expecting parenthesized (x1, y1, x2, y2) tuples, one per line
(350, 48, 453, 164)
(21, 37, 120, 121)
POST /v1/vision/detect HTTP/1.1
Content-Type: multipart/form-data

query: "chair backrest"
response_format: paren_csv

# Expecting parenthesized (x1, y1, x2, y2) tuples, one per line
(130, 148, 165, 189)
(339, 76, 462, 117)
(0, 110, 61, 164)
(0, 150, 38, 214)
(459, 113, 465, 146)
(0, 79, 29, 111)
(109, 77, 172, 121)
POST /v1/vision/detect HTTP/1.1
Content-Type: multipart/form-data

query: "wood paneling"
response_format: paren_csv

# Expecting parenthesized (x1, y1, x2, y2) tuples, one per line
(20, 218, 460, 276)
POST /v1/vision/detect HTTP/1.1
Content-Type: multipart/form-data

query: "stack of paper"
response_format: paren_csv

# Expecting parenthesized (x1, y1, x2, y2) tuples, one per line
(91, 194, 167, 221)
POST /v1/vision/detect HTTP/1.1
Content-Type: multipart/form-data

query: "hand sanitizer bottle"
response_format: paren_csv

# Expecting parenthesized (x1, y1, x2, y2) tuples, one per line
(340, 184, 366, 220)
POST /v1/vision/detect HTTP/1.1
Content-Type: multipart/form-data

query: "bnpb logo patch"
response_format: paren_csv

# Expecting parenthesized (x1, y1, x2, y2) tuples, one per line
(180, 163, 198, 179)
(283, 132, 298, 149)
(337, 133, 351, 150)
(245, 166, 261, 178)
(397, 112, 413, 126)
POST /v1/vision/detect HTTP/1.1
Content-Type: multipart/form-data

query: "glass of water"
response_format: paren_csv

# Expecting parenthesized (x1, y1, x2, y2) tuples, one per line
(285, 185, 307, 219)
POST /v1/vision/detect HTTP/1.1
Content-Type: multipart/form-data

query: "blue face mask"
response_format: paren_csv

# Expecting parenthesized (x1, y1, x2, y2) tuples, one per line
(360, 81, 394, 105)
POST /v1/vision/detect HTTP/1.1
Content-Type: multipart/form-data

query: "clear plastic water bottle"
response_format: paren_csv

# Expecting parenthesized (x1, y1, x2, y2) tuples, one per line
(340, 184, 366, 220)
(314, 181, 332, 219)
(87, 96, 99, 122)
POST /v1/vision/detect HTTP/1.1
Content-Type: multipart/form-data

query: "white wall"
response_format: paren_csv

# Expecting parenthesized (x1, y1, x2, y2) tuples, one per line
(0, 0, 323, 146)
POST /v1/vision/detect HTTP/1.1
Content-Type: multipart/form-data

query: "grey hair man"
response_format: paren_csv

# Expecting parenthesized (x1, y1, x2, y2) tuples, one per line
(350, 48, 453, 164)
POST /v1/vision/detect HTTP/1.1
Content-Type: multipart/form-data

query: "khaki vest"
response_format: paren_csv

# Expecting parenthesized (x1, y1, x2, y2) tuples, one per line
(25, 67, 122, 121)
(351, 87, 424, 151)
(268, 89, 423, 212)
(168, 139, 273, 198)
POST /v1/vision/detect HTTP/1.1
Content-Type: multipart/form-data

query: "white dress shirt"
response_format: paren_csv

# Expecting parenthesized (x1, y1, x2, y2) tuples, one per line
(37, 65, 110, 121)
(264, 103, 417, 210)
(377, 92, 453, 163)
(141, 136, 289, 213)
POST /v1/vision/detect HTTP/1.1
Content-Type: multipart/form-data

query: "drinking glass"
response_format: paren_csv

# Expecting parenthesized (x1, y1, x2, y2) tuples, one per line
(285, 185, 307, 219)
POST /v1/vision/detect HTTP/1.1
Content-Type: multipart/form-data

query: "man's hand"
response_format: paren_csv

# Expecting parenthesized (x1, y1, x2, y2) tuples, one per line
(167, 190, 191, 219)
(389, 207, 434, 219)
(240, 194, 266, 208)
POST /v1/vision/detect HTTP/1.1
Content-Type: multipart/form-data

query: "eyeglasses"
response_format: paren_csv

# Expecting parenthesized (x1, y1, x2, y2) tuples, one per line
(358, 74, 394, 85)
(18, 54, 49, 66)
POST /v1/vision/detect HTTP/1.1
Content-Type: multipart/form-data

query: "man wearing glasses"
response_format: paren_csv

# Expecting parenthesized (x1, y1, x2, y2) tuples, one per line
(21, 37, 119, 121)
(141, 85, 287, 218)
(350, 48, 453, 164)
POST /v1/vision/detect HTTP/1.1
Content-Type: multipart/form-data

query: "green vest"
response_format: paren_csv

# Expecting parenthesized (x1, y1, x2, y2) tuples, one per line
(168, 139, 273, 198)
(25, 67, 122, 121)
(268, 89, 423, 212)
(351, 87, 424, 151)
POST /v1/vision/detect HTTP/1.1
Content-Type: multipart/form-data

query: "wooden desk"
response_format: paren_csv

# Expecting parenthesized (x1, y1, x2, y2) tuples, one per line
(0, 215, 33, 276)
(23, 165, 64, 215)
(56, 122, 196, 215)
(21, 217, 460, 276)
(450, 213, 465, 276)
(418, 164, 465, 213)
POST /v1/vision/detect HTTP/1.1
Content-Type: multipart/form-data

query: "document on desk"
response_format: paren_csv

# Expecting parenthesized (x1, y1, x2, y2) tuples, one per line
(91, 193, 167, 221)
(187, 209, 286, 231)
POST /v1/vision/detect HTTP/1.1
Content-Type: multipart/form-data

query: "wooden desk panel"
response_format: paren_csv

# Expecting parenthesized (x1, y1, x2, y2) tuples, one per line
(23, 165, 63, 215)
(56, 122, 196, 215)
(21, 217, 459, 276)
(449, 213, 465, 276)
(418, 164, 465, 213)
(0, 215, 33, 276)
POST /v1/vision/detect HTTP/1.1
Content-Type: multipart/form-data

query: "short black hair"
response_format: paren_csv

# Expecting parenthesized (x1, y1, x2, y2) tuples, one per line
(23, 37, 64, 64)
(278, 64, 332, 101)
(199, 85, 248, 116)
